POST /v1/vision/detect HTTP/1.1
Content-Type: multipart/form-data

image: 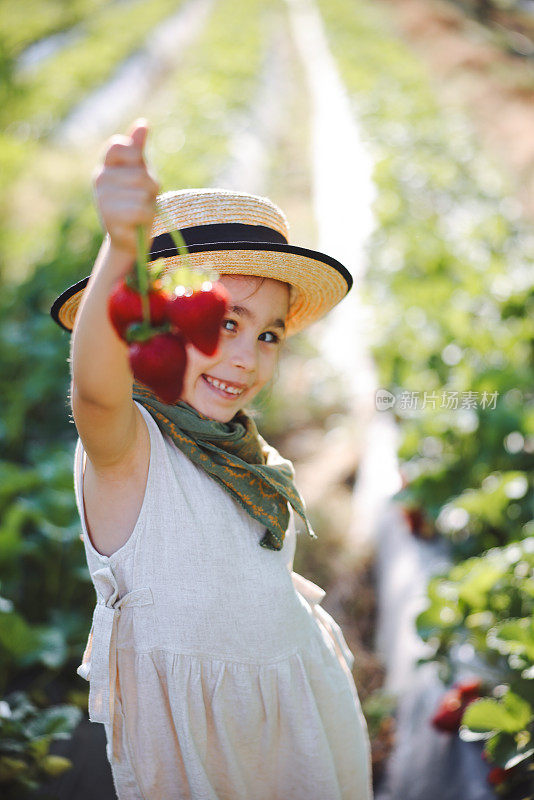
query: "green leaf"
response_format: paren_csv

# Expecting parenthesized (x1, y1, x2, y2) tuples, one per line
(487, 617, 534, 661)
(0, 610, 41, 660)
(456, 562, 505, 609)
(24, 705, 82, 739)
(41, 754, 73, 777)
(0, 755, 28, 782)
(484, 731, 518, 766)
(26, 736, 51, 760)
(502, 690, 533, 727)
(35, 627, 68, 669)
(462, 693, 532, 734)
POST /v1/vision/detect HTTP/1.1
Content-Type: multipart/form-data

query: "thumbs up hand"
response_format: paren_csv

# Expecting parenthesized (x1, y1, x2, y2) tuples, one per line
(93, 118, 160, 257)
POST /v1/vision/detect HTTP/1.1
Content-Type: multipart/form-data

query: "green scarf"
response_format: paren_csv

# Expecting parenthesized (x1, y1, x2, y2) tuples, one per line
(132, 381, 317, 550)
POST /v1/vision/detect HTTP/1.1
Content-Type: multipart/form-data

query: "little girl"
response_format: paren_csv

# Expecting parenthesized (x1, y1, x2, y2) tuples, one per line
(50, 119, 374, 800)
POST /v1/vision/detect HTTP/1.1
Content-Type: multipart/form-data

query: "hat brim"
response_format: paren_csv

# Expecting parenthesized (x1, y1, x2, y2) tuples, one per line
(50, 241, 353, 337)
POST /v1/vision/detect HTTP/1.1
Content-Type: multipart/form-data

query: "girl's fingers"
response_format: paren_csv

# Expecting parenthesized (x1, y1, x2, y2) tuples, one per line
(102, 119, 149, 168)
(94, 118, 157, 252)
(129, 118, 148, 157)
(103, 138, 142, 167)
(98, 165, 158, 194)
(99, 188, 157, 223)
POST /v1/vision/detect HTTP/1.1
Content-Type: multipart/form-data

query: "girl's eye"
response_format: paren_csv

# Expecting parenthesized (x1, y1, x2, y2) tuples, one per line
(222, 319, 280, 344)
(260, 331, 280, 344)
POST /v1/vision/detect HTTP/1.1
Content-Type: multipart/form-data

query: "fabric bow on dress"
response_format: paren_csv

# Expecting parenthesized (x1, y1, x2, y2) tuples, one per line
(290, 571, 355, 674)
(76, 565, 154, 761)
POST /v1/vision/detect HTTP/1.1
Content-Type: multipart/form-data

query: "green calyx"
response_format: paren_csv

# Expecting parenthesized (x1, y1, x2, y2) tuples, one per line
(125, 321, 172, 343)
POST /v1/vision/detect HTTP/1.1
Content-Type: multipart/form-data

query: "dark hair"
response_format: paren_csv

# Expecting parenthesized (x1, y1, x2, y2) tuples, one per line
(220, 274, 291, 308)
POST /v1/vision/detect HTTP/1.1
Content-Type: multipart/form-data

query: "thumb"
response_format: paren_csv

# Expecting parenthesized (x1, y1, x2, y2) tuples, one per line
(128, 117, 148, 160)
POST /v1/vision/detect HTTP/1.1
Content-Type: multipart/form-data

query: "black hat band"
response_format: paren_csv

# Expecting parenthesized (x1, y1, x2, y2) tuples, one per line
(149, 223, 288, 260)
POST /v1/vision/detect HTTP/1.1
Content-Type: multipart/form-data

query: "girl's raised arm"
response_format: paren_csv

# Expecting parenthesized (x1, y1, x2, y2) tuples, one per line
(70, 120, 159, 469)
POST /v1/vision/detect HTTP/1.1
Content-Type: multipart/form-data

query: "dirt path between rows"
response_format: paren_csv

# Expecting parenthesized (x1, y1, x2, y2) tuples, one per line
(378, 0, 534, 220)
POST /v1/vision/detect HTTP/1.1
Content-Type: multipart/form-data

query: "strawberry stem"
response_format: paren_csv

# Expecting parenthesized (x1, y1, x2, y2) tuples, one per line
(150, 206, 220, 293)
(158, 208, 193, 274)
(136, 225, 151, 324)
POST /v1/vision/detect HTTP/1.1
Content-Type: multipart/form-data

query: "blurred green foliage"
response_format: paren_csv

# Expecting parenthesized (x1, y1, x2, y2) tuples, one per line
(416, 538, 534, 679)
(1, 1, 109, 59)
(3, 0, 184, 139)
(0, 693, 82, 798)
(416, 537, 534, 783)
(318, 0, 534, 786)
(318, 0, 533, 555)
(0, 0, 277, 794)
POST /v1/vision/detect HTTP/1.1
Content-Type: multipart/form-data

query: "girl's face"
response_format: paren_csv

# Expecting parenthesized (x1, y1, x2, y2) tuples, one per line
(179, 274, 290, 422)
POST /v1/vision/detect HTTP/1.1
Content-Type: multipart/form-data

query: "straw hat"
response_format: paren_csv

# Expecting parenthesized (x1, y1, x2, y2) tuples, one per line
(50, 188, 353, 337)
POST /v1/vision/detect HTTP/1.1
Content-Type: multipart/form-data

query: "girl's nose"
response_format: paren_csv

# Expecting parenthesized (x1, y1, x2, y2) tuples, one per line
(229, 335, 257, 372)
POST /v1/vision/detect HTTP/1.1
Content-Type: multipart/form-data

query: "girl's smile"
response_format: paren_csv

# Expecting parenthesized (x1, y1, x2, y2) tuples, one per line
(201, 373, 248, 397)
(179, 274, 290, 422)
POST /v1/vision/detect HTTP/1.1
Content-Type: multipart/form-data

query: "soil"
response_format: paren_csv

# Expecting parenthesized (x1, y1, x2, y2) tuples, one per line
(377, 0, 534, 220)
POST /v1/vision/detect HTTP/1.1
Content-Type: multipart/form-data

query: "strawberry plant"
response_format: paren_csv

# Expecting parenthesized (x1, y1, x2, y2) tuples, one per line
(416, 537, 534, 788)
(316, 0, 533, 560)
(1, 0, 271, 287)
(0, 0, 187, 190)
(316, 0, 534, 791)
(461, 689, 534, 794)
(415, 538, 534, 678)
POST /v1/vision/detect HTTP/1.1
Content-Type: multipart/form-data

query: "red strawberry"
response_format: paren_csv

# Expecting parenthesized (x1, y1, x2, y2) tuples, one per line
(401, 504, 435, 540)
(487, 766, 509, 786)
(128, 331, 187, 405)
(166, 281, 230, 356)
(108, 278, 169, 340)
(431, 684, 480, 733)
(402, 506, 424, 533)
(431, 690, 464, 732)
(453, 677, 483, 700)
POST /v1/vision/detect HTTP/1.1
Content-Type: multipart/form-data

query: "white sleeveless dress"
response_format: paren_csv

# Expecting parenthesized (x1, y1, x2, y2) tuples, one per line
(73, 400, 374, 800)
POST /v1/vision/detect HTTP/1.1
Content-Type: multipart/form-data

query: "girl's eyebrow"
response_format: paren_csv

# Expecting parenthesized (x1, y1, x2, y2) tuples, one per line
(229, 304, 286, 331)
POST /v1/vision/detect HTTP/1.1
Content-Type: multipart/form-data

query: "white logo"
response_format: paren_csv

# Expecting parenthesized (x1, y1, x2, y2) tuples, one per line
(375, 389, 396, 411)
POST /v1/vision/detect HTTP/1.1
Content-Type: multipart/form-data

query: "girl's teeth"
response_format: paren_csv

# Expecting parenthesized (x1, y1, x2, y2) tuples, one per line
(204, 375, 243, 395)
